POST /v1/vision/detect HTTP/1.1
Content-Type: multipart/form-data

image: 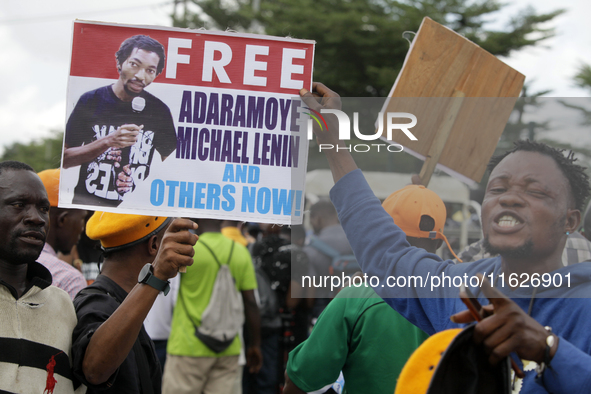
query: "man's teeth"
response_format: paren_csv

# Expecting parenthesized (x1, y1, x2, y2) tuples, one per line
(498, 215, 520, 227)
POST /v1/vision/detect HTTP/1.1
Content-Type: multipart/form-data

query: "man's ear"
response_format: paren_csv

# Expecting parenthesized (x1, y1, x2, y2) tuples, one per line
(56, 211, 69, 228)
(566, 208, 581, 234)
(147, 234, 159, 257)
(116, 61, 122, 74)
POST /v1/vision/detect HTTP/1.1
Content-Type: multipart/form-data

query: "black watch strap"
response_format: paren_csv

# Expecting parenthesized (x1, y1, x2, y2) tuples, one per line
(138, 263, 171, 295)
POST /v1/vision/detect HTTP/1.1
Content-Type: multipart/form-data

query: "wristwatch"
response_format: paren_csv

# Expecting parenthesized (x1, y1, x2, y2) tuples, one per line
(138, 263, 170, 295)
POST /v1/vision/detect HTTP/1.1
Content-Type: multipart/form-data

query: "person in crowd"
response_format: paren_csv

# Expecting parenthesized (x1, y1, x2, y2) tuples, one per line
(300, 82, 591, 392)
(163, 218, 262, 394)
(285, 183, 456, 393)
(0, 161, 84, 393)
(244, 223, 308, 393)
(73, 213, 103, 285)
(37, 168, 87, 299)
(222, 220, 249, 247)
(304, 199, 354, 320)
(72, 212, 197, 393)
(279, 225, 312, 371)
(144, 274, 181, 370)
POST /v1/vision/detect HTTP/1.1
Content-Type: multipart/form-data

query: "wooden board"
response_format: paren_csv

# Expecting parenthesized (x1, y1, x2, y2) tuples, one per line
(382, 17, 525, 183)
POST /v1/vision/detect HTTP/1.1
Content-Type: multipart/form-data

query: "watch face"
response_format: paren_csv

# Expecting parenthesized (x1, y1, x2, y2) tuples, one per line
(139, 263, 152, 283)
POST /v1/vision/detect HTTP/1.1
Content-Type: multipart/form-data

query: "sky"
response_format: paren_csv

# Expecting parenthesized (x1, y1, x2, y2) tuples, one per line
(0, 0, 590, 154)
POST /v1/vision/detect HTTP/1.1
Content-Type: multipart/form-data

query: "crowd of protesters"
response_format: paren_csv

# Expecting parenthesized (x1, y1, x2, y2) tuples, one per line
(3, 80, 591, 394)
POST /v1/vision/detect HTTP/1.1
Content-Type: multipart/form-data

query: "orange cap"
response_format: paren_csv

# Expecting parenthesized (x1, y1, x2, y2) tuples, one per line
(382, 185, 461, 261)
(86, 212, 170, 251)
(37, 168, 60, 207)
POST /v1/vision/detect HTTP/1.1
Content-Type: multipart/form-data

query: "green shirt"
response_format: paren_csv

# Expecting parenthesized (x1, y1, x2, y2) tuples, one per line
(287, 285, 428, 394)
(167, 232, 257, 357)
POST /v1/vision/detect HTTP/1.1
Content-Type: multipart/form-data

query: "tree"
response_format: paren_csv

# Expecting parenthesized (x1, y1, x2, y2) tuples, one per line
(574, 63, 591, 93)
(171, 0, 564, 97)
(0, 130, 64, 172)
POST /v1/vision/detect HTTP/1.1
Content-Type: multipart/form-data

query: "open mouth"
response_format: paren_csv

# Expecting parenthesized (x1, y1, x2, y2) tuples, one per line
(496, 215, 522, 228)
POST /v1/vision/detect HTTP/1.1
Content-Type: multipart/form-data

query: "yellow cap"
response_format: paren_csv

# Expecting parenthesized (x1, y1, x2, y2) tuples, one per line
(395, 328, 462, 394)
(86, 212, 170, 250)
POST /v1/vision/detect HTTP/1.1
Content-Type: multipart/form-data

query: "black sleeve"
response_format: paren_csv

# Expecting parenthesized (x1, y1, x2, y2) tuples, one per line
(71, 292, 121, 389)
(152, 101, 177, 158)
(65, 93, 96, 148)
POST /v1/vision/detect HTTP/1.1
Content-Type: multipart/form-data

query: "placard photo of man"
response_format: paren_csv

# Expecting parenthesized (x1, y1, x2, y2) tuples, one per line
(63, 35, 177, 207)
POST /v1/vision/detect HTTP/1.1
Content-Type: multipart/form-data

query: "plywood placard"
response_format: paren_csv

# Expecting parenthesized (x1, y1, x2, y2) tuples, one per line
(381, 17, 525, 184)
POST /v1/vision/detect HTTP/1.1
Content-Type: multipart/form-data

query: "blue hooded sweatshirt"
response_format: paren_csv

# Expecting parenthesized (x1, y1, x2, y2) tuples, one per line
(330, 169, 591, 394)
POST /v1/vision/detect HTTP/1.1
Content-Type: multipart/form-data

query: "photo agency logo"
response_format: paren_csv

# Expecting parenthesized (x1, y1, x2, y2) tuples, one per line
(305, 108, 418, 152)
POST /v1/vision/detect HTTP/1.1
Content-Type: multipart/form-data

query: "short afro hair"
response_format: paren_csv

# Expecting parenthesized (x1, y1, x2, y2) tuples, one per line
(487, 140, 590, 211)
(116, 35, 166, 75)
(0, 160, 35, 177)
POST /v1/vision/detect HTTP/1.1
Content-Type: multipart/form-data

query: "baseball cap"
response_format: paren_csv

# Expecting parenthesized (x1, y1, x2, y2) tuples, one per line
(86, 212, 171, 252)
(395, 325, 511, 394)
(382, 185, 461, 261)
(37, 168, 60, 207)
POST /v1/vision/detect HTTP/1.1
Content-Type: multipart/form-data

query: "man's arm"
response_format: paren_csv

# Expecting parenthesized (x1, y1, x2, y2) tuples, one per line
(299, 83, 358, 183)
(451, 277, 591, 393)
(283, 371, 307, 394)
(303, 83, 464, 332)
(284, 291, 350, 393)
(80, 219, 198, 385)
(62, 124, 141, 169)
(242, 289, 263, 373)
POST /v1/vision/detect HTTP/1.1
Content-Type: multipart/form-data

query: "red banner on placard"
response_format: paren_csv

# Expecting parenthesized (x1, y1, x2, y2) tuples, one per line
(70, 22, 314, 95)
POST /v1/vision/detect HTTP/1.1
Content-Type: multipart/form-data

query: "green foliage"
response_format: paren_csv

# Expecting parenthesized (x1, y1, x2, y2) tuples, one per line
(0, 130, 64, 172)
(574, 64, 591, 93)
(172, 0, 563, 97)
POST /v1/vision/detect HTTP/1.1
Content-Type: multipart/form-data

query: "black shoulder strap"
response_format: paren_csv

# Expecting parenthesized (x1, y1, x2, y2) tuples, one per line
(77, 287, 154, 394)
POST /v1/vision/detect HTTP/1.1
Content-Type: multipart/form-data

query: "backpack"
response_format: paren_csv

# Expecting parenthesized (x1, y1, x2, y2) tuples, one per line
(308, 237, 360, 276)
(179, 240, 244, 353)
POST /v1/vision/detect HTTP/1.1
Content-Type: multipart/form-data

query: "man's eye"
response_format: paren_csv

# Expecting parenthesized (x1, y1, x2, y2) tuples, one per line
(40, 206, 50, 213)
(147, 69, 156, 74)
(12, 202, 24, 208)
(528, 190, 546, 197)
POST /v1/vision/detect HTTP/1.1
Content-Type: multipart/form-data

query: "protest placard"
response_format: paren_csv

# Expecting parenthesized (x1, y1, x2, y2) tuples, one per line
(379, 17, 525, 185)
(60, 20, 313, 224)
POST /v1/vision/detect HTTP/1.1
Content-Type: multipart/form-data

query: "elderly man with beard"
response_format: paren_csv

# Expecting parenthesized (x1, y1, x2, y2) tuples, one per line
(300, 83, 591, 393)
(0, 161, 84, 394)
